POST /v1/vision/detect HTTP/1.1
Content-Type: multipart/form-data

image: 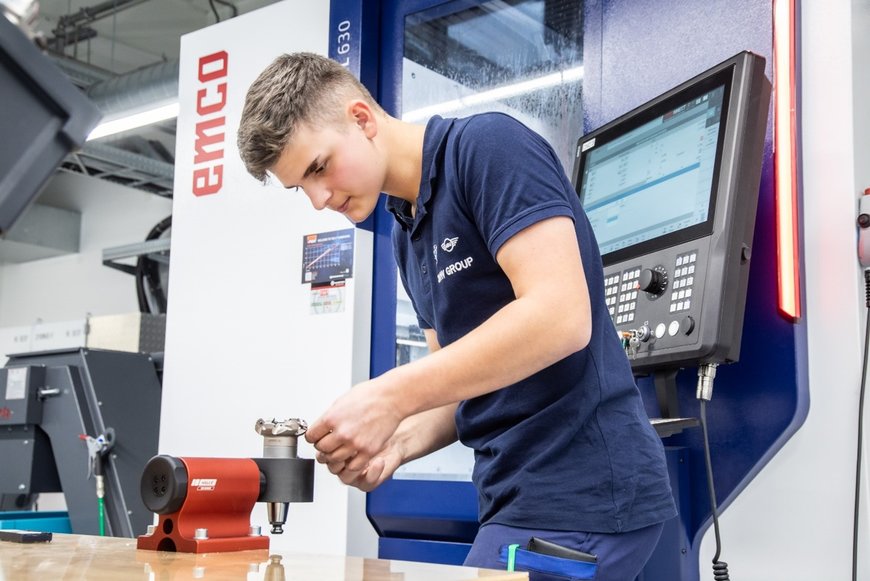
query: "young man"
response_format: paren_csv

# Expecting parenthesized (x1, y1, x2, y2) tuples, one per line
(238, 52, 676, 580)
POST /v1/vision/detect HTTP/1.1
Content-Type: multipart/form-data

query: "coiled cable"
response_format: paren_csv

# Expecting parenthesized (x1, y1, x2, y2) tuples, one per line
(851, 269, 870, 581)
(135, 215, 171, 314)
(700, 398, 730, 580)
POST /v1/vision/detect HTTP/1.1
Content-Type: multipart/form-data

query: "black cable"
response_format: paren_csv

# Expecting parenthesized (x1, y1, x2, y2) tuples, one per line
(212, 0, 237, 17)
(700, 399, 730, 580)
(136, 216, 171, 314)
(207, 0, 220, 22)
(852, 269, 870, 581)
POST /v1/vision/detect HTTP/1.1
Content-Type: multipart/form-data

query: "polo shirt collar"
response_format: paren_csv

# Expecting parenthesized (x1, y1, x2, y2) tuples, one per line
(386, 116, 453, 232)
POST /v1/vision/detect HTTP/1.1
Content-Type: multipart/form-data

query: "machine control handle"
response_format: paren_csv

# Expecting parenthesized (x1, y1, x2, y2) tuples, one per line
(638, 267, 668, 296)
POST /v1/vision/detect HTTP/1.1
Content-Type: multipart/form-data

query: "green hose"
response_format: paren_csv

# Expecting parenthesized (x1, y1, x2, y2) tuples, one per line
(98, 497, 105, 536)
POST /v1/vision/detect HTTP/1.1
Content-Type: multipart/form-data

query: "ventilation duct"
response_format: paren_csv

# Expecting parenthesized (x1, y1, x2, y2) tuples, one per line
(86, 59, 179, 120)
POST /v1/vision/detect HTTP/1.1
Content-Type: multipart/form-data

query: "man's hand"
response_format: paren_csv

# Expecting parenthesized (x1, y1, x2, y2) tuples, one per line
(305, 378, 403, 473)
(319, 438, 404, 492)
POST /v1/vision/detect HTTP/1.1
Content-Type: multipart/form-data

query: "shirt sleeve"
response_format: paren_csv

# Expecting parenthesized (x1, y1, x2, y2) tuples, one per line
(454, 114, 576, 258)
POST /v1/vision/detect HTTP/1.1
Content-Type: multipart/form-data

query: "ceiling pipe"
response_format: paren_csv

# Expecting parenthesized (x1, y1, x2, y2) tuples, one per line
(50, 0, 150, 46)
(86, 58, 179, 120)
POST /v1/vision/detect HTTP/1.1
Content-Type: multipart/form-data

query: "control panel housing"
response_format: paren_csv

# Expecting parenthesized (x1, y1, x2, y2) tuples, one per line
(573, 51, 771, 372)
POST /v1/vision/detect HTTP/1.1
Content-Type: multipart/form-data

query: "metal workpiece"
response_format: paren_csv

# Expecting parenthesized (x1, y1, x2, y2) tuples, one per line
(255, 418, 307, 459)
(264, 555, 285, 581)
(266, 502, 288, 535)
(254, 418, 314, 535)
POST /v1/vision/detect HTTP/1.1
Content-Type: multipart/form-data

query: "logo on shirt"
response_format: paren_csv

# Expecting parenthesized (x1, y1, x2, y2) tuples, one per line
(441, 237, 459, 252)
(436, 256, 473, 283)
(433, 244, 438, 264)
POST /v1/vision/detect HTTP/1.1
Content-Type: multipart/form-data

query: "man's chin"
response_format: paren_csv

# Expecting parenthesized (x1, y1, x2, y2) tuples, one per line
(342, 207, 375, 224)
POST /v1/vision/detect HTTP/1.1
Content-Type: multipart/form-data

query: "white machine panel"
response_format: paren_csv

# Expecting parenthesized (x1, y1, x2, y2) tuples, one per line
(161, 0, 376, 557)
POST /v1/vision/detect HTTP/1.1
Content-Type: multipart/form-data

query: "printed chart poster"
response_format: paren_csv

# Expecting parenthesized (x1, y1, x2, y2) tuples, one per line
(301, 229, 355, 285)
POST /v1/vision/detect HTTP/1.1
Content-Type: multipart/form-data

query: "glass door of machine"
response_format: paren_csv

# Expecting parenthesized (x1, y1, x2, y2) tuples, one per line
(383, 0, 585, 481)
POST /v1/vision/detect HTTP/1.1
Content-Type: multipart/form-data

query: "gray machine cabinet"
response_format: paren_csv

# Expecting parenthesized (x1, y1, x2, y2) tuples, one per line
(0, 348, 161, 537)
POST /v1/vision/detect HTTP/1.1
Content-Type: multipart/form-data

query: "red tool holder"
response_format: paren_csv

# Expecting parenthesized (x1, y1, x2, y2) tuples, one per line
(137, 457, 269, 553)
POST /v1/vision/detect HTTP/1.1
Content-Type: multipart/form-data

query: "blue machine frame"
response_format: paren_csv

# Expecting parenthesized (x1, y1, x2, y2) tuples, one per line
(362, 1, 808, 579)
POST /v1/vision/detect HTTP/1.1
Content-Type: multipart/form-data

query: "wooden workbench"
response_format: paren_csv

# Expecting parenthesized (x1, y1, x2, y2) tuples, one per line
(0, 533, 528, 580)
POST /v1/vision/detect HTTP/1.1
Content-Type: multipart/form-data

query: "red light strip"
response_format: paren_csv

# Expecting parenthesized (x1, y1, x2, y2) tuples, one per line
(773, 0, 801, 320)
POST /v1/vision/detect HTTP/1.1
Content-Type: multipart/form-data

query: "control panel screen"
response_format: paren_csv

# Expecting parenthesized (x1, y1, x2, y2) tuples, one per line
(578, 78, 729, 265)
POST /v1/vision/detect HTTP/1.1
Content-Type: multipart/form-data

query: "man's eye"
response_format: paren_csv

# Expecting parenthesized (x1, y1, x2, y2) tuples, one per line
(314, 164, 327, 175)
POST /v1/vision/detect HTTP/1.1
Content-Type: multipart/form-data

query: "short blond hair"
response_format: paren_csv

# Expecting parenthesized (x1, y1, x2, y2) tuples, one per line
(237, 52, 382, 182)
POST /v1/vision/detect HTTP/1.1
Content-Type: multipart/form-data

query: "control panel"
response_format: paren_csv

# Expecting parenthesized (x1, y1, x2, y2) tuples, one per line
(574, 51, 771, 372)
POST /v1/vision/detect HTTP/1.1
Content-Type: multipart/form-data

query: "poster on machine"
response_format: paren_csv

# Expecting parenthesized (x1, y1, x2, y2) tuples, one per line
(302, 228, 355, 315)
(301, 228, 355, 285)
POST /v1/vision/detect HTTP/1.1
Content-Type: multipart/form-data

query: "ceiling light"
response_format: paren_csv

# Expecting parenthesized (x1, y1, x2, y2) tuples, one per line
(402, 66, 583, 123)
(87, 99, 179, 141)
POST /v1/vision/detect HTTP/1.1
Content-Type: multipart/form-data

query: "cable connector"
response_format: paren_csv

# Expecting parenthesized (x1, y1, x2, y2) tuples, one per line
(857, 188, 870, 268)
(696, 363, 718, 401)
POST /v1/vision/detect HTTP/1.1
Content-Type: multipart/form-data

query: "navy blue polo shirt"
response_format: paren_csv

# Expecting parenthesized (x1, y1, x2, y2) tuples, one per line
(387, 113, 676, 533)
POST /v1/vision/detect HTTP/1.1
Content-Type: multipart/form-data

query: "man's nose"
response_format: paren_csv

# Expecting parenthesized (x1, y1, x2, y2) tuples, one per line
(305, 185, 331, 211)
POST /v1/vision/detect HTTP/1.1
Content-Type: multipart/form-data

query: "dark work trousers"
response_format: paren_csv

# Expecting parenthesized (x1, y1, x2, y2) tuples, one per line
(463, 521, 664, 581)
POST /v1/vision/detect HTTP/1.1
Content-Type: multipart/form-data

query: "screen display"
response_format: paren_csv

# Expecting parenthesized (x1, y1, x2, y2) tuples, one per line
(578, 83, 727, 261)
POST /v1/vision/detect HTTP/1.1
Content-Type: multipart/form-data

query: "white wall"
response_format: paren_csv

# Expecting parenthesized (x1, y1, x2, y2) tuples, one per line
(0, 171, 172, 328)
(698, 1, 868, 579)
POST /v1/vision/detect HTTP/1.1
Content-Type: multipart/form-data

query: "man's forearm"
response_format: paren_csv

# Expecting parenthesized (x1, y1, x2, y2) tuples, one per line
(393, 403, 459, 464)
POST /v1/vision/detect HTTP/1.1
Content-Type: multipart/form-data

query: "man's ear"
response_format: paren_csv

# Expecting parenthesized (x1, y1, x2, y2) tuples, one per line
(348, 100, 378, 139)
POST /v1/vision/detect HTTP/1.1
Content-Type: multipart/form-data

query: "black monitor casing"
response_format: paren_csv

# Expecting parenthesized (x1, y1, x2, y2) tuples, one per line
(573, 51, 771, 372)
(0, 17, 102, 236)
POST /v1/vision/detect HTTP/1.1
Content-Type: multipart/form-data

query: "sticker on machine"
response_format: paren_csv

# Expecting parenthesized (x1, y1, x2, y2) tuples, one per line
(310, 282, 346, 315)
(4, 367, 27, 400)
(301, 229, 354, 285)
(191, 478, 217, 491)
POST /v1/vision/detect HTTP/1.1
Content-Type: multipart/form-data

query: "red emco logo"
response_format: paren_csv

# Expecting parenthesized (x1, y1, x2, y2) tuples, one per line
(192, 50, 228, 197)
(0, 407, 12, 420)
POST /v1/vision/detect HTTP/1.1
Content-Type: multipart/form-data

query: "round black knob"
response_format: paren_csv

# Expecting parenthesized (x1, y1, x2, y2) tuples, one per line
(140, 455, 188, 515)
(638, 268, 667, 295)
(858, 213, 870, 228)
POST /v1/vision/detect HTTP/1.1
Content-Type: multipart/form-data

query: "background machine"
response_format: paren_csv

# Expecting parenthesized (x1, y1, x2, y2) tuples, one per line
(0, 348, 162, 537)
